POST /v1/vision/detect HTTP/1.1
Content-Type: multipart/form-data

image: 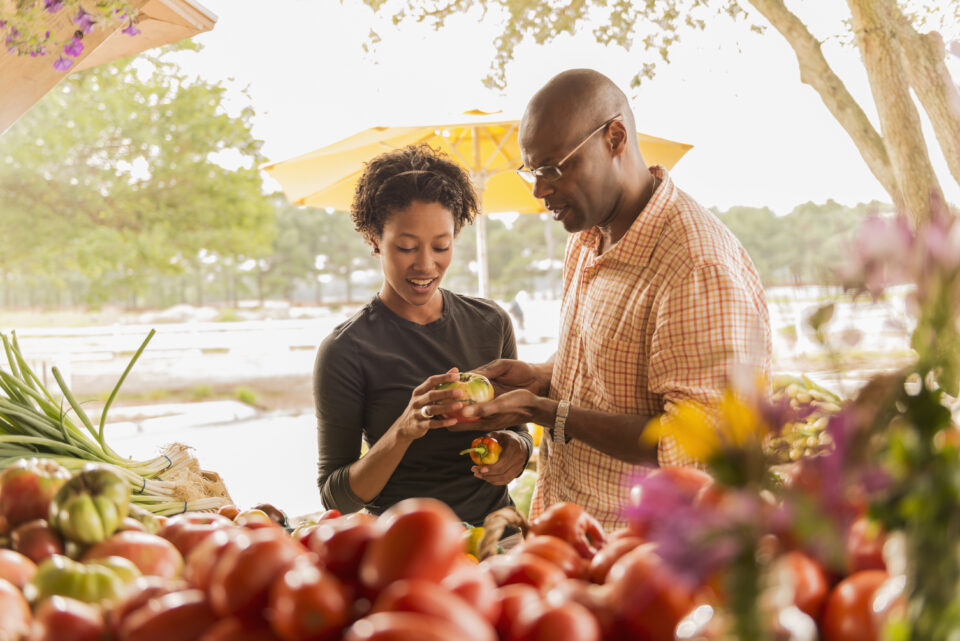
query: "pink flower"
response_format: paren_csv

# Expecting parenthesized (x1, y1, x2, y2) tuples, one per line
(63, 35, 83, 58)
(44, 0, 64, 12)
(53, 56, 73, 71)
(73, 8, 96, 33)
(122, 21, 140, 36)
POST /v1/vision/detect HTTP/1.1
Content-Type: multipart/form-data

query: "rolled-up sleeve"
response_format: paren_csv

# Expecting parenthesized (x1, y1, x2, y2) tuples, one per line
(649, 263, 771, 466)
(315, 332, 367, 512)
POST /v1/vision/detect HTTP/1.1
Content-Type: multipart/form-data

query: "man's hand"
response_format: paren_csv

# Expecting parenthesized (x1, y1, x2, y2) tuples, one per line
(472, 430, 529, 485)
(448, 389, 550, 433)
(472, 358, 552, 397)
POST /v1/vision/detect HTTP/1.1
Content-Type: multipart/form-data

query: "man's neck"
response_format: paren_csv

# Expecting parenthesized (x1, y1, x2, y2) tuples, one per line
(597, 172, 659, 254)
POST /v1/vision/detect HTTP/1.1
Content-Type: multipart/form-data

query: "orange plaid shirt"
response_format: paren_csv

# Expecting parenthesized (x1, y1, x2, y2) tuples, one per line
(530, 166, 772, 530)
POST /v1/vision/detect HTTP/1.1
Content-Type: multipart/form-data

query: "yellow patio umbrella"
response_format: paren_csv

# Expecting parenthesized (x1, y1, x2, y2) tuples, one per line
(263, 110, 693, 296)
(1, 0, 216, 135)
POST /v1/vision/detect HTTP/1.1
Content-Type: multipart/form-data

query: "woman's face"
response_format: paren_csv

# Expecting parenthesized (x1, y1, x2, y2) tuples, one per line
(373, 199, 455, 321)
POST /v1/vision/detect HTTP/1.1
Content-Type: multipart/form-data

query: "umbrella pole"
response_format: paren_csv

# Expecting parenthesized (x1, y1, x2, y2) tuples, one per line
(472, 127, 490, 298)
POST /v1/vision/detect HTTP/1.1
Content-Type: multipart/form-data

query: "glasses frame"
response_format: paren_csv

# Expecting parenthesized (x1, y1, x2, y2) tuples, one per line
(516, 113, 623, 184)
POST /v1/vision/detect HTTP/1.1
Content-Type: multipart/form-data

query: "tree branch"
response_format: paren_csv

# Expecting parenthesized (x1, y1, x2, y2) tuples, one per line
(847, 0, 943, 224)
(747, 0, 905, 212)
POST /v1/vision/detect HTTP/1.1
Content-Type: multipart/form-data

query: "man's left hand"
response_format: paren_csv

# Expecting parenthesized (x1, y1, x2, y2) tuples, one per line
(472, 429, 528, 485)
(448, 389, 545, 433)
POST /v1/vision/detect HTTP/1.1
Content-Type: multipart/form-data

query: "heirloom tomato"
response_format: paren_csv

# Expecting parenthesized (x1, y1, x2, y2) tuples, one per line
(0, 458, 70, 528)
(587, 536, 643, 584)
(0, 577, 31, 640)
(820, 570, 888, 641)
(492, 583, 543, 641)
(441, 561, 500, 623)
(118, 588, 218, 641)
(48, 465, 130, 545)
(518, 600, 601, 641)
(158, 512, 233, 557)
(844, 515, 887, 574)
(779, 550, 829, 621)
(343, 611, 468, 641)
(359, 498, 464, 593)
(83, 530, 184, 579)
(11, 518, 64, 564)
(435, 372, 494, 422)
(307, 513, 377, 586)
(30, 595, 105, 641)
(370, 579, 496, 641)
(516, 535, 585, 579)
(268, 556, 350, 641)
(200, 617, 285, 641)
(528, 502, 606, 560)
(0, 549, 36, 589)
(26, 554, 141, 604)
(483, 552, 567, 592)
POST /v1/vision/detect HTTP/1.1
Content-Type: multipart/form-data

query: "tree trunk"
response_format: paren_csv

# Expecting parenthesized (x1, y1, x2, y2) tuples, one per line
(748, 0, 905, 212)
(879, 0, 960, 187)
(847, 0, 944, 224)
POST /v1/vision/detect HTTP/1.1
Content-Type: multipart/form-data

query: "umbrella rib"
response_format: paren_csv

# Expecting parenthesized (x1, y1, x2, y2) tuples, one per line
(479, 123, 518, 174)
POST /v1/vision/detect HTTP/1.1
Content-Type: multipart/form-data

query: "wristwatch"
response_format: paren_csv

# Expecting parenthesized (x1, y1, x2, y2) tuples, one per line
(552, 399, 570, 444)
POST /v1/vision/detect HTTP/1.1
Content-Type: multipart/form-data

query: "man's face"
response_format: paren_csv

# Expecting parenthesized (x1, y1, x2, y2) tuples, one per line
(519, 113, 616, 234)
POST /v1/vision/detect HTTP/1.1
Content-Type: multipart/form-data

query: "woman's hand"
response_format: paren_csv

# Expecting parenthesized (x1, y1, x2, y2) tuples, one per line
(392, 368, 464, 441)
(472, 430, 529, 485)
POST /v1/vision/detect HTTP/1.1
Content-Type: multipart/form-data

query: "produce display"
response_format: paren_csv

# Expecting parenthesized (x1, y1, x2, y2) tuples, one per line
(0, 454, 905, 641)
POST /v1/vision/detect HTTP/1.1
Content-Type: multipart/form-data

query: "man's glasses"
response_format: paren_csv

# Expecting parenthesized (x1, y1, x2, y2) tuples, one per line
(516, 114, 623, 184)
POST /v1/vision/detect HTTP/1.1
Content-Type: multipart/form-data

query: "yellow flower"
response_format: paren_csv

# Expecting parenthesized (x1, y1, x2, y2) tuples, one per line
(643, 401, 718, 462)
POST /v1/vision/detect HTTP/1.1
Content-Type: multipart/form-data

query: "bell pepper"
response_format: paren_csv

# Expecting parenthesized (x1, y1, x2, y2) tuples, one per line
(459, 436, 502, 465)
(48, 465, 130, 545)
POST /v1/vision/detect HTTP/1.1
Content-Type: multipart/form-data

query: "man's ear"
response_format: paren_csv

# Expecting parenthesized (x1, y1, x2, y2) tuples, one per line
(606, 120, 629, 157)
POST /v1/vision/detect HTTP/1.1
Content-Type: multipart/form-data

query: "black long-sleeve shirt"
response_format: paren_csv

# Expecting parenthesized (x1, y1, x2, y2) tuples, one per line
(314, 289, 532, 526)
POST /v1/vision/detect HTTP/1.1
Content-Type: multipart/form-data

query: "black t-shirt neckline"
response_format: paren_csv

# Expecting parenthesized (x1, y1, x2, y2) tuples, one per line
(371, 288, 450, 330)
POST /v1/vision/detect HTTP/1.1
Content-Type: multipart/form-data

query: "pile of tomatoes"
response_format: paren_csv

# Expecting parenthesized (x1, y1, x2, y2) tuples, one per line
(0, 456, 900, 641)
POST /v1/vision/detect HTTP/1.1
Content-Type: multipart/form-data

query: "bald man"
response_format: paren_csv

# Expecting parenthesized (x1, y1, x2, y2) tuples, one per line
(457, 69, 772, 529)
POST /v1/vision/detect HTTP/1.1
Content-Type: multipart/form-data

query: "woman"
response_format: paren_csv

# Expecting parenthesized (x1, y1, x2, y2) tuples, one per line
(314, 144, 532, 526)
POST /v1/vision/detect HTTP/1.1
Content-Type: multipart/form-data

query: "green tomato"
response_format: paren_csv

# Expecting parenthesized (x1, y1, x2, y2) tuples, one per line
(24, 553, 140, 605)
(49, 466, 130, 545)
(434, 372, 495, 423)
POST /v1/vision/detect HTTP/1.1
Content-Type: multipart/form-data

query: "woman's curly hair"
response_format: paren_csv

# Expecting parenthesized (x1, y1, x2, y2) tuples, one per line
(351, 144, 480, 241)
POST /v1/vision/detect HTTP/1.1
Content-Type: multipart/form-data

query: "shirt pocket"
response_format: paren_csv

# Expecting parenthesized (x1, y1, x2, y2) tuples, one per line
(581, 327, 646, 413)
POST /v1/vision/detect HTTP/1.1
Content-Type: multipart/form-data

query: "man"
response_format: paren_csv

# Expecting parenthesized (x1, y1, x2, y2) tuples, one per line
(459, 69, 772, 529)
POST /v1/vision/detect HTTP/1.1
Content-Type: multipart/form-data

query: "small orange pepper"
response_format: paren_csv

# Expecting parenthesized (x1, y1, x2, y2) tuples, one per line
(459, 436, 502, 465)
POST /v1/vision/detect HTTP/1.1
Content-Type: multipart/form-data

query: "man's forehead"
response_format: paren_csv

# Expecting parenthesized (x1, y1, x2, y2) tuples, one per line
(519, 110, 574, 165)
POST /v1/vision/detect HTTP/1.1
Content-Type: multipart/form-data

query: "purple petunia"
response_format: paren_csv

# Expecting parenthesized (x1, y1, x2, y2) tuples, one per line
(73, 8, 96, 33)
(63, 36, 83, 58)
(53, 56, 73, 71)
(122, 21, 140, 36)
(44, 0, 65, 12)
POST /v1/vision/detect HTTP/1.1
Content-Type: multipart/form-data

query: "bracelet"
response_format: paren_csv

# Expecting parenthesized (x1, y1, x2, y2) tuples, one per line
(553, 399, 570, 444)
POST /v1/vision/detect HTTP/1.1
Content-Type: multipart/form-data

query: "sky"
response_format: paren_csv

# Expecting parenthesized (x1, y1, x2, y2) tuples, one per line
(170, 0, 960, 216)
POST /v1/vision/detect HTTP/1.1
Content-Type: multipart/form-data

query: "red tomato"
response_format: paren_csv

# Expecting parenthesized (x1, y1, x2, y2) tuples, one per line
(236, 509, 284, 530)
(606, 544, 697, 641)
(11, 518, 64, 564)
(183, 526, 246, 592)
(30, 595, 104, 641)
(83, 530, 184, 580)
(0, 577, 31, 640)
(0, 458, 70, 528)
(343, 611, 472, 641)
(0, 549, 37, 589)
(370, 579, 496, 641)
(208, 528, 307, 618)
(441, 562, 501, 623)
(528, 503, 605, 560)
(268, 556, 350, 641)
(117, 517, 149, 533)
(587, 536, 643, 584)
(359, 499, 464, 593)
(492, 583, 544, 641)
(309, 513, 377, 585)
(546, 579, 617, 640)
(106, 576, 188, 638)
(118, 589, 219, 641)
(821, 570, 888, 641)
(200, 617, 285, 641)
(518, 600, 601, 641)
(484, 552, 567, 592)
(517, 535, 586, 579)
(158, 512, 233, 557)
(844, 516, 886, 574)
(217, 505, 241, 521)
(779, 550, 829, 622)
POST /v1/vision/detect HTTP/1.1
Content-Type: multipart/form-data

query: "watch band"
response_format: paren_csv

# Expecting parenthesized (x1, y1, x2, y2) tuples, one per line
(554, 399, 570, 444)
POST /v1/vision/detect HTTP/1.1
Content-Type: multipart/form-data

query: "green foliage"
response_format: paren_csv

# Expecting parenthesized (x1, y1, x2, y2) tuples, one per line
(234, 387, 259, 406)
(0, 45, 275, 306)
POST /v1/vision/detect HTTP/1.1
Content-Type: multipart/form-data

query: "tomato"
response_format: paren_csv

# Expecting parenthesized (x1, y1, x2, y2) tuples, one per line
(310, 513, 377, 586)
(484, 552, 567, 593)
(30, 595, 105, 641)
(236, 508, 285, 530)
(844, 516, 886, 574)
(606, 544, 696, 641)
(441, 561, 500, 623)
(778, 550, 829, 622)
(183, 526, 246, 592)
(252, 504, 289, 528)
(83, 530, 184, 579)
(208, 527, 307, 619)
(267, 556, 350, 641)
(516, 535, 586, 579)
(518, 600, 601, 641)
(48, 465, 130, 545)
(546, 579, 617, 640)
(492, 583, 543, 641)
(359, 499, 464, 593)
(25, 554, 141, 604)
(0, 577, 31, 640)
(106, 576, 188, 638)
(118, 589, 219, 641)
(587, 536, 643, 584)
(435, 372, 494, 422)
(0, 549, 37, 589)
(11, 518, 64, 564)
(821, 570, 888, 641)
(126, 505, 162, 535)
(528, 503, 605, 560)
(158, 512, 234, 557)
(343, 611, 471, 641)
(0, 458, 70, 528)
(118, 517, 149, 533)
(200, 617, 285, 641)
(370, 579, 496, 641)
(218, 504, 241, 521)
(625, 466, 714, 538)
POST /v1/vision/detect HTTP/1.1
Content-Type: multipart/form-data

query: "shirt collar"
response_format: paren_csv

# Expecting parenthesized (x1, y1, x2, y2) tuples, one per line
(571, 165, 676, 267)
